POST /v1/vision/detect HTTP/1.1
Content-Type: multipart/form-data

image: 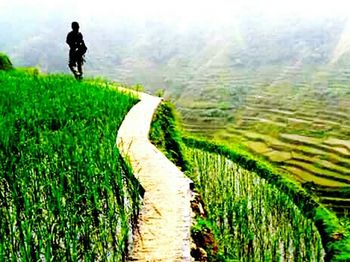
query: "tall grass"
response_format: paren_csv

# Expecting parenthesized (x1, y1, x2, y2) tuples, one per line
(186, 146, 324, 261)
(149, 102, 189, 171)
(0, 70, 140, 260)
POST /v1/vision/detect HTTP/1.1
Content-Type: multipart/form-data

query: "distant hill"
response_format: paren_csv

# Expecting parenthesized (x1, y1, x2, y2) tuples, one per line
(0, 14, 348, 94)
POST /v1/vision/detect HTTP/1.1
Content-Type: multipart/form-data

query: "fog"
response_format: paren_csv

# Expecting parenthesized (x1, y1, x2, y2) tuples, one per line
(1, 0, 350, 92)
(1, 0, 349, 25)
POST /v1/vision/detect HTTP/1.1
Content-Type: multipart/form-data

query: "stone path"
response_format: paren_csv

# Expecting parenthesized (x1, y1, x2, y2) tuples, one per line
(116, 91, 193, 261)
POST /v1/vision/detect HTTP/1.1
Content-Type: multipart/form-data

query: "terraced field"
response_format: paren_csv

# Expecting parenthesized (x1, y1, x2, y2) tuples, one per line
(179, 64, 350, 215)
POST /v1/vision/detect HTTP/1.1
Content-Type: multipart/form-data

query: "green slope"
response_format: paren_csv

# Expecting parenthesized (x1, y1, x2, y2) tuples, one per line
(0, 68, 140, 260)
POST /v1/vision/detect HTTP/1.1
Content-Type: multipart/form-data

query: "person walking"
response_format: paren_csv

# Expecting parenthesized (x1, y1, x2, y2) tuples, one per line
(66, 21, 87, 79)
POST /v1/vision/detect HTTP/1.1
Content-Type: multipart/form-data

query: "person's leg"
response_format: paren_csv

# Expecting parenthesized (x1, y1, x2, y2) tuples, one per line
(69, 62, 77, 76)
(75, 54, 84, 80)
(77, 60, 83, 79)
(69, 50, 79, 78)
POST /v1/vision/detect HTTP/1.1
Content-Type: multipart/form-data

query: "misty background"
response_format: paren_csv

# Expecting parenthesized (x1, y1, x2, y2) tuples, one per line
(1, 2, 349, 73)
(1, 0, 350, 112)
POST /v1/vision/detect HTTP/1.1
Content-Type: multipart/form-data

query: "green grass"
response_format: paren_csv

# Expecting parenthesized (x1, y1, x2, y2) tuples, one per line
(149, 101, 350, 261)
(184, 137, 350, 261)
(185, 146, 324, 261)
(0, 69, 140, 260)
(149, 101, 189, 171)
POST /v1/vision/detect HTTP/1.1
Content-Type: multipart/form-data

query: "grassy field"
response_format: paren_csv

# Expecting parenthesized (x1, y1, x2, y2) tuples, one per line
(179, 64, 350, 215)
(185, 146, 324, 261)
(0, 69, 140, 260)
(149, 101, 350, 261)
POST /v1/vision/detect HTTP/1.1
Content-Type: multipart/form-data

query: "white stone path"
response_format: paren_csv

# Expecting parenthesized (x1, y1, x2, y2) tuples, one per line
(116, 91, 193, 261)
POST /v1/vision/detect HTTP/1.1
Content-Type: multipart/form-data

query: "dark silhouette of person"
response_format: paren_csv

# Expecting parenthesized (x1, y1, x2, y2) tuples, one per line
(66, 21, 87, 79)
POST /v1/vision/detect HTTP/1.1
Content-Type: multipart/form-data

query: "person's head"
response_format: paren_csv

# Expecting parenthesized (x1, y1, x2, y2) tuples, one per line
(71, 21, 79, 32)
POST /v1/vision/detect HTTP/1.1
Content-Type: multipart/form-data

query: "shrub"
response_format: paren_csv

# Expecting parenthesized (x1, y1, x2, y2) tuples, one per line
(0, 53, 13, 71)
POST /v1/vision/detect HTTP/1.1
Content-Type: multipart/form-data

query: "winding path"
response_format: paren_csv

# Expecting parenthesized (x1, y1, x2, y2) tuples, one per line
(116, 91, 193, 261)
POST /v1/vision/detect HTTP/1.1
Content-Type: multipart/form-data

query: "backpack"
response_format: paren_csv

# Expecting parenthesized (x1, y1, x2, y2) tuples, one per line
(78, 41, 87, 56)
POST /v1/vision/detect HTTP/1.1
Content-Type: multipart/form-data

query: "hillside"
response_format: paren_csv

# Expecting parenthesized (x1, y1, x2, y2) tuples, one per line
(0, 13, 346, 89)
(1, 58, 350, 260)
(0, 67, 140, 260)
(190, 62, 350, 214)
(2, 5, 350, 246)
(149, 102, 350, 261)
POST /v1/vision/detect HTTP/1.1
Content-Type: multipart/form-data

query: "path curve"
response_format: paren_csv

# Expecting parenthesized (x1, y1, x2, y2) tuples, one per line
(116, 91, 193, 261)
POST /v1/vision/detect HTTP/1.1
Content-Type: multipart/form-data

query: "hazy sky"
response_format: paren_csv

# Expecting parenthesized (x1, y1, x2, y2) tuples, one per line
(1, 0, 350, 72)
(1, 0, 349, 25)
